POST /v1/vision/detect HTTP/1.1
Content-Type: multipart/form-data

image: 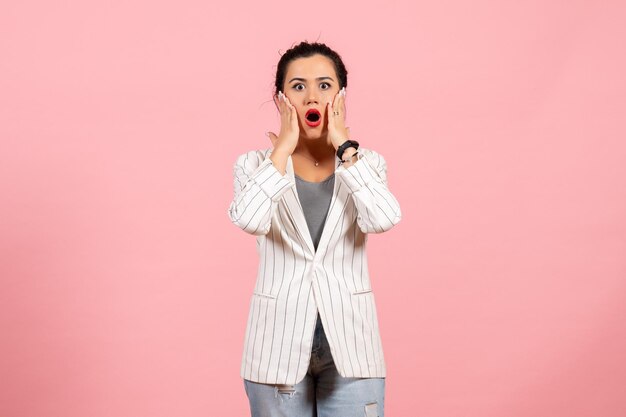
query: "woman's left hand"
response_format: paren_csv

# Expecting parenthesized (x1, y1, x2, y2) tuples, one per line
(326, 87, 351, 150)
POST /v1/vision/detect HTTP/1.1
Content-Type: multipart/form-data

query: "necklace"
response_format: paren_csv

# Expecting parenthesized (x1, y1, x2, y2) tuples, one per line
(293, 150, 334, 167)
(296, 153, 320, 166)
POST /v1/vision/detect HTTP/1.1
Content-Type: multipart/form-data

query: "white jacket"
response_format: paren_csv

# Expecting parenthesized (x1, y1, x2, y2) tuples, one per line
(228, 147, 401, 384)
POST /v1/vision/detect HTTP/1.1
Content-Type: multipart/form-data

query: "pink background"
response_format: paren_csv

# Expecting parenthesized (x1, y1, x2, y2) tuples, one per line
(1, 1, 625, 416)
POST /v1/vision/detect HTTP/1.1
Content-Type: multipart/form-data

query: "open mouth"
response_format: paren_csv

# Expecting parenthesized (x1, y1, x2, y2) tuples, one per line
(305, 109, 322, 127)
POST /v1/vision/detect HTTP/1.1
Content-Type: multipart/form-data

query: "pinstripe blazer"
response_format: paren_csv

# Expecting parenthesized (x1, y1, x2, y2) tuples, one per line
(227, 146, 401, 385)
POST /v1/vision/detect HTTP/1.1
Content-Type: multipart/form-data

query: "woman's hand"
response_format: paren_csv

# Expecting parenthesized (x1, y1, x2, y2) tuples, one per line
(326, 87, 351, 150)
(267, 91, 299, 155)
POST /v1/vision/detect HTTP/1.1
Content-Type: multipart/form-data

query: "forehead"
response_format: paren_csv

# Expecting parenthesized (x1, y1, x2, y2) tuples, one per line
(285, 54, 337, 80)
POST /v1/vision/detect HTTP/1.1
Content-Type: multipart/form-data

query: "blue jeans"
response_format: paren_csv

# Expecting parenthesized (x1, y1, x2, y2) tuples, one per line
(243, 312, 385, 417)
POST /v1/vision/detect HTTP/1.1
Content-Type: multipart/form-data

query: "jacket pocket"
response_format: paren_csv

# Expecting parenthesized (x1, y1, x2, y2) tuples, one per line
(253, 291, 277, 300)
(352, 288, 373, 295)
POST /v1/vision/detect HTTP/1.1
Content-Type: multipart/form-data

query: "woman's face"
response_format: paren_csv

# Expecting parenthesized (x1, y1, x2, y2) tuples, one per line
(281, 54, 341, 139)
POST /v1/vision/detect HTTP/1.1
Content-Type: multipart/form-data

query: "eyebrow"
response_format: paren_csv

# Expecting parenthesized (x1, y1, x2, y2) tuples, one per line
(288, 76, 335, 83)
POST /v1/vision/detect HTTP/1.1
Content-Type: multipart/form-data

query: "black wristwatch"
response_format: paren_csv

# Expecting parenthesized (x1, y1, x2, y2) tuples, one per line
(336, 140, 360, 159)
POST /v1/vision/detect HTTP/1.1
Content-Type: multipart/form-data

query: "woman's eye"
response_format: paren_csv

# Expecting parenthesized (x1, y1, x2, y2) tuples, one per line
(294, 84, 305, 91)
(320, 82, 330, 90)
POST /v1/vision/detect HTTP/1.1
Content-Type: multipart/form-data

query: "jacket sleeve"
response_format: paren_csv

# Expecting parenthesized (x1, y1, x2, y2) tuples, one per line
(227, 151, 295, 235)
(335, 149, 402, 233)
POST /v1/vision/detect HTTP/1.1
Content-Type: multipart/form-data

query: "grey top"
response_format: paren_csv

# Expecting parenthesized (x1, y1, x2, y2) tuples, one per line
(294, 173, 335, 251)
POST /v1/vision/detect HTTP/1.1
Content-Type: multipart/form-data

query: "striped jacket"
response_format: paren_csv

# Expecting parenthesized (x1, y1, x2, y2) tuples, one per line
(227, 147, 401, 385)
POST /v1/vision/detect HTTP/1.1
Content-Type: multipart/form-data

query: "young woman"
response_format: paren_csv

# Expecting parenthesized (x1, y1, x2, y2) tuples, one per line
(228, 41, 401, 417)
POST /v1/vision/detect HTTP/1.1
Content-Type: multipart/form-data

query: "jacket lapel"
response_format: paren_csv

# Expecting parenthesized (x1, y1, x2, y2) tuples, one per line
(280, 153, 345, 258)
(315, 162, 346, 257)
(282, 155, 316, 255)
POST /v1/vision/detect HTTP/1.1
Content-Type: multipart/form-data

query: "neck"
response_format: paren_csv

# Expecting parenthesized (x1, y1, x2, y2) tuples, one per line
(295, 135, 335, 161)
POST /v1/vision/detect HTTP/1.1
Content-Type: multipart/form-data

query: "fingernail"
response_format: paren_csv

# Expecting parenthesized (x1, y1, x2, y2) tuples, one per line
(340, 87, 346, 96)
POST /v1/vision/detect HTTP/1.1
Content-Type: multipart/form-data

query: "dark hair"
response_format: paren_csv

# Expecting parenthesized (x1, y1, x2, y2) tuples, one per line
(274, 41, 348, 96)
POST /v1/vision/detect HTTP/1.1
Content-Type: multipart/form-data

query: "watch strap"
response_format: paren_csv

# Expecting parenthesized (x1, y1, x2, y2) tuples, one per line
(336, 140, 360, 159)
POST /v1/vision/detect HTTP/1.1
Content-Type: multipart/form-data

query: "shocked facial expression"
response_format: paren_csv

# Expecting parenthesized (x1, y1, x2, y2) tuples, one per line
(282, 54, 341, 138)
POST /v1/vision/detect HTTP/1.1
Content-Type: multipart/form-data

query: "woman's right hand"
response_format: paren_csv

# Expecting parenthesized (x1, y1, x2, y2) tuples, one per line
(267, 91, 299, 155)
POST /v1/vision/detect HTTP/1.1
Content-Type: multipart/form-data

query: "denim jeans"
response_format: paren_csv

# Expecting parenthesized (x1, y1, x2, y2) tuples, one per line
(243, 312, 385, 417)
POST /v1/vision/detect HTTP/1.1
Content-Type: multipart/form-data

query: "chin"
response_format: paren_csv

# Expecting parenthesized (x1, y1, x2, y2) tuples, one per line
(307, 125, 330, 137)
(301, 129, 322, 140)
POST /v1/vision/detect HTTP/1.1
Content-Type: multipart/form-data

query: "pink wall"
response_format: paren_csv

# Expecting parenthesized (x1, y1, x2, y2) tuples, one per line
(1, 1, 625, 416)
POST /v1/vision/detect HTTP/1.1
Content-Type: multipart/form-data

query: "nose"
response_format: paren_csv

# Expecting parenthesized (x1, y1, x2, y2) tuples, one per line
(305, 89, 319, 104)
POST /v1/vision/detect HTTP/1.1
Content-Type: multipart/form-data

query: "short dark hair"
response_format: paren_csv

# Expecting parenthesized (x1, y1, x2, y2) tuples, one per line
(274, 41, 348, 96)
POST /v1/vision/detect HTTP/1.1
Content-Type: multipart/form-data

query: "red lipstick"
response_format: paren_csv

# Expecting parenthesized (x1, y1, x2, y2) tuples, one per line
(304, 109, 322, 127)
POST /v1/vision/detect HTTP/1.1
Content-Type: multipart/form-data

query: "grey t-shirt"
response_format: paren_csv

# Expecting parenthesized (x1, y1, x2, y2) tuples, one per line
(294, 173, 335, 251)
